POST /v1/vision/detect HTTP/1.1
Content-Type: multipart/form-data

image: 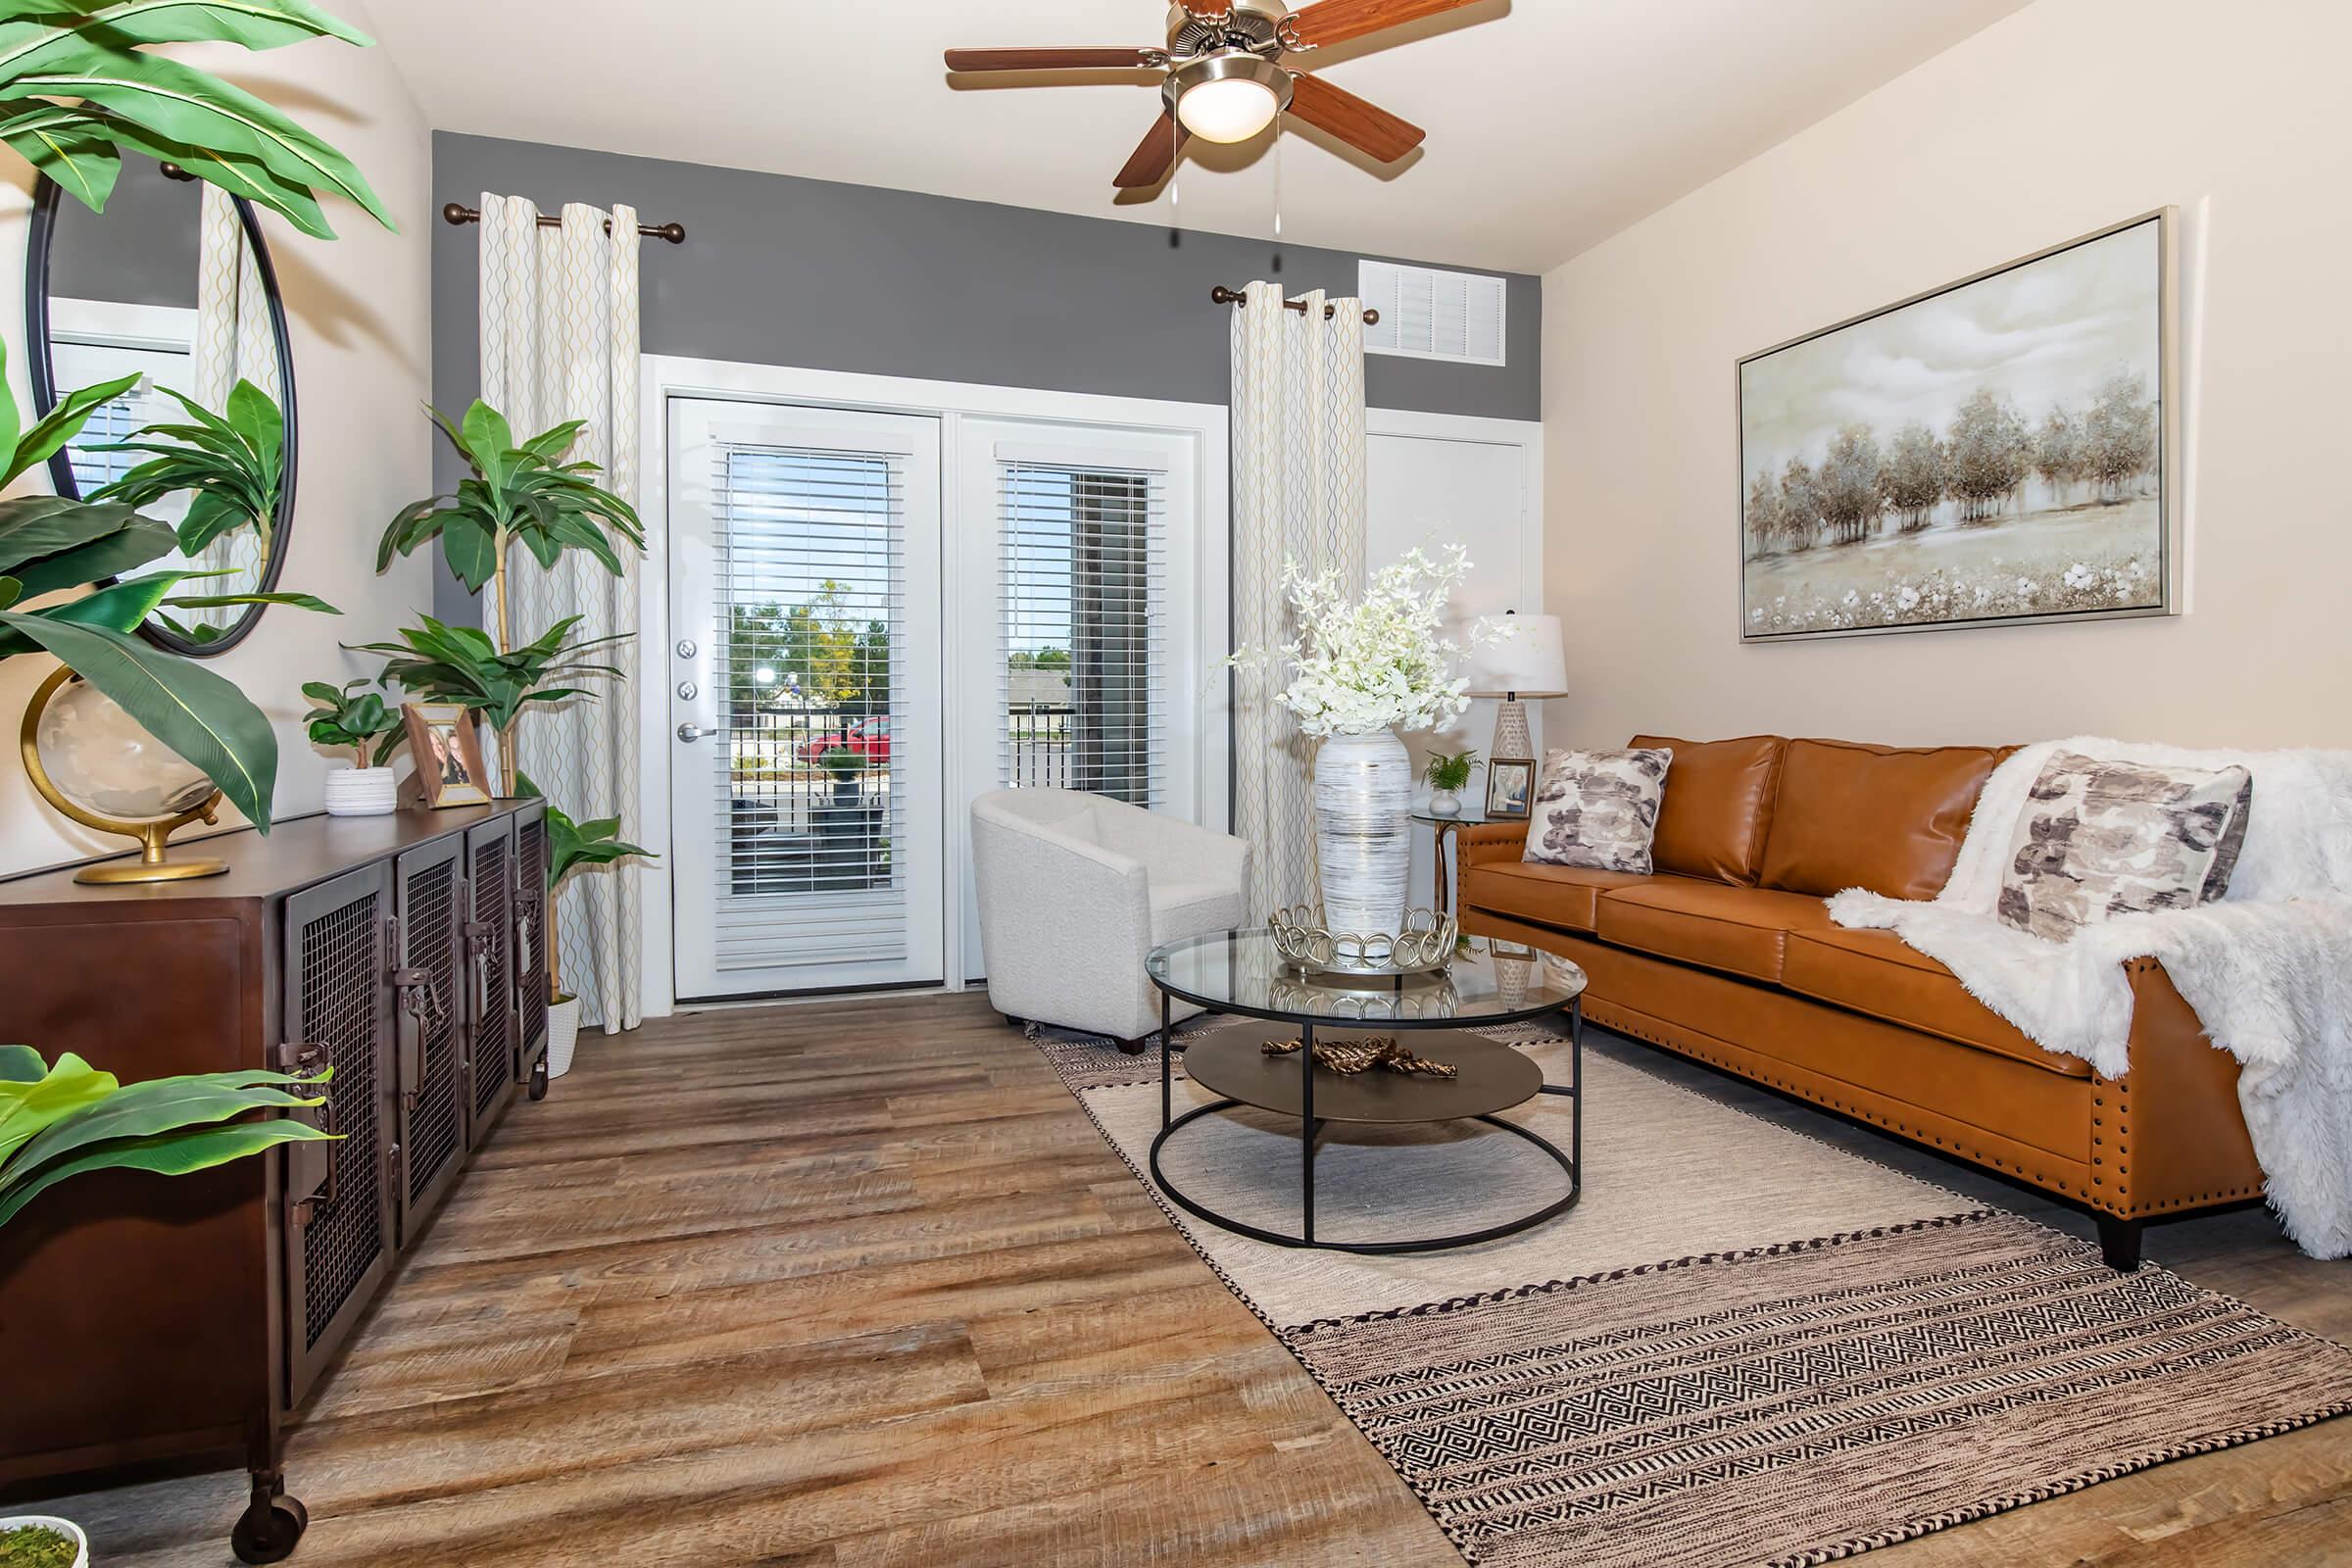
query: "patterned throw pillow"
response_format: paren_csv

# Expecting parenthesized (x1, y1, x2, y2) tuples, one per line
(1523, 748, 1672, 873)
(1997, 751, 2254, 942)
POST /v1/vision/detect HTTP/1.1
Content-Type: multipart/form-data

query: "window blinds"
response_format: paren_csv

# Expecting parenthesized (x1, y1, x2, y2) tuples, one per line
(709, 442, 909, 970)
(997, 456, 1168, 808)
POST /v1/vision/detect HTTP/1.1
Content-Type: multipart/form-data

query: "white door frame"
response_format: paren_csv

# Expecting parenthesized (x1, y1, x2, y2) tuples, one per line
(635, 356, 1232, 1018)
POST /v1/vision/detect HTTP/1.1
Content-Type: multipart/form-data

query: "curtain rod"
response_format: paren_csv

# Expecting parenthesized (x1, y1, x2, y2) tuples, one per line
(441, 202, 686, 245)
(1210, 284, 1379, 325)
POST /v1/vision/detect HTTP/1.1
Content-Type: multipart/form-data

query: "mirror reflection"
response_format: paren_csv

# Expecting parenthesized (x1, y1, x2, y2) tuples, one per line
(37, 160, 296, 653)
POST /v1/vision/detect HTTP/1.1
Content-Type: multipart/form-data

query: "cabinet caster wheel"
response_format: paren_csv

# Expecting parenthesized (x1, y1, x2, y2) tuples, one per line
(528, 1058, 549, 1101)
(231, 1494, 308, 1563)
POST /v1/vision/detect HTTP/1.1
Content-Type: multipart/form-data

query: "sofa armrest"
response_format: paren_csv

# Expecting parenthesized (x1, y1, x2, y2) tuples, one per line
(2099, 956, 2264, 1220)
(1460, 821, 1527, 869)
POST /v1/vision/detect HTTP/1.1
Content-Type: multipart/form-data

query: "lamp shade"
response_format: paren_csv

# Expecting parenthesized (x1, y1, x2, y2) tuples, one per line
(1460, 612, 1566, 698)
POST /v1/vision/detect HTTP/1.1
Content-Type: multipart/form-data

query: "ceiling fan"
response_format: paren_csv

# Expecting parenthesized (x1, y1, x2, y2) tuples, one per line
(944, 1, 1487, 189)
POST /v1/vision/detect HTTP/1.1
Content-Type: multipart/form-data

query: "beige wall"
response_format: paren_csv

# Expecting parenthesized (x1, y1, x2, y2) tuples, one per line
(0, 3, 435, 874)
(1540, 0, 2352, 752)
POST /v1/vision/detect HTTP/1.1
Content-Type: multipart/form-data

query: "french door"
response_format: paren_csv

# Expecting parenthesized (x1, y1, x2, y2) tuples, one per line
(666, 401, 945, 997)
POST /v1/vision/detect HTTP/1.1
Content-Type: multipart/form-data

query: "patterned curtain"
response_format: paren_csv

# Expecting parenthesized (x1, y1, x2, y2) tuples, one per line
(477, 195, 645, 1033)
(188, 185, 278, 593)
(1230, 281, 1368, 917)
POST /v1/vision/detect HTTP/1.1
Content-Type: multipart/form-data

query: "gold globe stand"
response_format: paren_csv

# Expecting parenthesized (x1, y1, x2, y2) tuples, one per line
(21, 666, 229, 885)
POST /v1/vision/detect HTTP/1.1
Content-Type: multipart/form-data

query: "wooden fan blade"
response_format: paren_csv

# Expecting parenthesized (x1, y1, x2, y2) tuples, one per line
(1114, 109, 1190, 188)
(1285, 72, 1425, 163)
(944, 46, 1160, 72)
(1284, 0, 1483, 51)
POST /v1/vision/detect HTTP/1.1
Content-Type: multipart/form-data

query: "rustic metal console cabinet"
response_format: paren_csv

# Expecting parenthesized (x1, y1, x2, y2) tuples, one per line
(0, 801, 549, 1562)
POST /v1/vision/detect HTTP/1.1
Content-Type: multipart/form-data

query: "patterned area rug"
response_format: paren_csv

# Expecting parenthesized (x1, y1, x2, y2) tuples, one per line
(1032, 1020, 2352, 1567)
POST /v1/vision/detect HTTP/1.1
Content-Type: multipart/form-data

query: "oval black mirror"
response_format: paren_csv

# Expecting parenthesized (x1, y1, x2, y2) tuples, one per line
(24, 164, 299, 657)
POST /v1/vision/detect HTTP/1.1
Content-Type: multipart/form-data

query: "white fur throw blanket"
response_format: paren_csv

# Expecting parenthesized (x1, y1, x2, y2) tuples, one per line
(1830, 737, 2352, 1259)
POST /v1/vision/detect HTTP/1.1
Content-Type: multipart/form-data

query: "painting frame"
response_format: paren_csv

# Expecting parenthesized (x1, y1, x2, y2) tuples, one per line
(1736, 207, 2181, 644)
(1484, 758, 1535, 821)
(402, 701, 492, 808)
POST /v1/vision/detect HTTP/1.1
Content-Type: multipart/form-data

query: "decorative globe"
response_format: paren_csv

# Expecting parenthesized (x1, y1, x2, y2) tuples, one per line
(35, 678, 216, 822)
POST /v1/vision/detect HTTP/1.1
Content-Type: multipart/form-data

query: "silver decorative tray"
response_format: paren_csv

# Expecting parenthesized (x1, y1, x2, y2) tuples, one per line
(1267, 905, 1458, 977)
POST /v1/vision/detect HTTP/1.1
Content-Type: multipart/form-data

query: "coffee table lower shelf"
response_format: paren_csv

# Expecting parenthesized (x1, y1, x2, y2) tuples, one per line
(1147, 1018, 1583, 1255)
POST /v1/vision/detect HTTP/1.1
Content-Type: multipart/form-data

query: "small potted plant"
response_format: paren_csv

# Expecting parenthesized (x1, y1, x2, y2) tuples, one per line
(304, 678, 405, 816)
(1424, 748, 1481, 817)
(522, 784, 653, 1079)
(0, 1045, 335, 1565)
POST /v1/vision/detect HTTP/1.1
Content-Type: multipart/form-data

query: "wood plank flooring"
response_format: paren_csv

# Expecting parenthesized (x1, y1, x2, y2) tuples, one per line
(36, 993, 2352, 1566)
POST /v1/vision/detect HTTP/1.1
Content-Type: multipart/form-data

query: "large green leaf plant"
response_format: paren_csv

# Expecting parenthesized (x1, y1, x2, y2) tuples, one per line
(92, 378, 283, 566)
(0, 1042, 335, 1229)
(367, 399, 654, 1007)
(0, 342, 308, 827)
(0, 0, 395, 239)
(377, 402, 645, 733)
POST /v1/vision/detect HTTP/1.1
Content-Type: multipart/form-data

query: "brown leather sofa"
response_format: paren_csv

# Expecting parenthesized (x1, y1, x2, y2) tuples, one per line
(1457, 734, 2264, 1268)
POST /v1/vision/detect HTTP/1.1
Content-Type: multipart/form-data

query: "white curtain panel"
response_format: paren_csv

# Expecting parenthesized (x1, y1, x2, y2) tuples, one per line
(189, 184, 276, 591)
(478, 195, 646, 1033)
(1229, 280, 1369, 917)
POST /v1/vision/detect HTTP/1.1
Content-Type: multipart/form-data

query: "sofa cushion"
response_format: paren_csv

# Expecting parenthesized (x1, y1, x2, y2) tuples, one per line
(1783, 927, 2090, 1078)
(1629, 733, 1785, 886)
(1524, 747, 1672, 872)
(1759, 738, 2006, 900)
(1461, 860, 1651, 934)
(1593, 879, 1837, 983)
(1997, 751, 2254, 943)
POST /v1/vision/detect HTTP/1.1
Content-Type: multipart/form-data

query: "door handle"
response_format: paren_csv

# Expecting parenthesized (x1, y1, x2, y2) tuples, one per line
(676, 722, 724, 743)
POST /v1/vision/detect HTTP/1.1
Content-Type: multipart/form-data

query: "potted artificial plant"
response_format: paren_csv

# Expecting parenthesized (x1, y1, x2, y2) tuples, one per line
(373, 402, 649, 1070)
(302, 678, 403, 815)
(1423, 748, 1481, 817)
(518, 779, 652, 1077)
(0, 1046, 336, 1566)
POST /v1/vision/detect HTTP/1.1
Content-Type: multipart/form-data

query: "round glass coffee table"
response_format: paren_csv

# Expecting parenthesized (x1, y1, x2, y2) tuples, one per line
(1144, 932, 1588, 1254)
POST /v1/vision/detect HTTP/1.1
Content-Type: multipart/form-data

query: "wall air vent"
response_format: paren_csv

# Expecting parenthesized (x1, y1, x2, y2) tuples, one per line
(1358, 260, 1508, 367)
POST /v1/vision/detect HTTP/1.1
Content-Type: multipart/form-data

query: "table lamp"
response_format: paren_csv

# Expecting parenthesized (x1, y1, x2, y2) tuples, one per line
(1462, 611, 1566, 762)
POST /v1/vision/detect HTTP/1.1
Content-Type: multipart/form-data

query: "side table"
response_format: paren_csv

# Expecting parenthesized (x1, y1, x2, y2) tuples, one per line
(1413, 805, 1494, 914)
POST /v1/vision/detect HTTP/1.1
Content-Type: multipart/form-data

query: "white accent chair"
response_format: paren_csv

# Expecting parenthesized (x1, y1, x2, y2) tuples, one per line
(970, 788, 1251, 1052)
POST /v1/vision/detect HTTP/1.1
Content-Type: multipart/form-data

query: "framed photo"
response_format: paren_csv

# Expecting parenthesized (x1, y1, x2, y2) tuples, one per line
(402, 702, 491, 808)
(1484, 758, 1535, 820)
(1738, 208, 2179, 642)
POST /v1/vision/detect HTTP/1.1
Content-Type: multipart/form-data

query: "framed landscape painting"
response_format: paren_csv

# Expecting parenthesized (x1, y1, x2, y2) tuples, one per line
(1738, 209, 2179, 642)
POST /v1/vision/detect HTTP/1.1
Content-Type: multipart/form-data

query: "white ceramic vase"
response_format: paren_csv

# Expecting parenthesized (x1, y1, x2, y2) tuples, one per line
(1429, 788, 1462, 817)
(1314, 730, 1413, 938)
(0, 1516, 88, 1568)
(323, 766, 398, 817)
(546, 993, 582, 1079)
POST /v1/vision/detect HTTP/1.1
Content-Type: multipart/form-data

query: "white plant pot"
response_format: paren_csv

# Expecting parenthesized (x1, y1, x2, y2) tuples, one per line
(0, 1515, 89, 1568)
(1314, 730, 1413, 938)
(546, 994, 583, 1079)
(323, 765, 398, 817)
(1429, 788, 1462, 817)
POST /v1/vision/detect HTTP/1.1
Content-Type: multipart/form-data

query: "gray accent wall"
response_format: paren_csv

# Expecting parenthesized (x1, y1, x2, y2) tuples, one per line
(430, 131, 1541, 618)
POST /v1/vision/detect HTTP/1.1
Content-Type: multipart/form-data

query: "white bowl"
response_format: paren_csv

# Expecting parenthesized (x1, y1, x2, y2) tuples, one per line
(0, 1515, 90, 1568)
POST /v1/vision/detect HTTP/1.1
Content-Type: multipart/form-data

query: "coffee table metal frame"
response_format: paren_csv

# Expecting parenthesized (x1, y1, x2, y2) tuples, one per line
(1144, 945, 1583, 1255)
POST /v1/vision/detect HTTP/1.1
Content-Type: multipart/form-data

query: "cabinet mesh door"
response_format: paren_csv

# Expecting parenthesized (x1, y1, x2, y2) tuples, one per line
(469, 826, 515, 1125)
(516, 808, 549, 1056)
(400, 846, 466, 1222)
(282, 861, 393, 1399)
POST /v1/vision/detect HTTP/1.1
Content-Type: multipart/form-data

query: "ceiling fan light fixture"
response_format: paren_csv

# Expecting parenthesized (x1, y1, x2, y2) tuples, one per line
(1167, 52, 1292, 143)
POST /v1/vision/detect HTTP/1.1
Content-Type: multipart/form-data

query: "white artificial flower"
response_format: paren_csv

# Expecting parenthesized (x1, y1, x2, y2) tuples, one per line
(1228, 545, 1503, 738)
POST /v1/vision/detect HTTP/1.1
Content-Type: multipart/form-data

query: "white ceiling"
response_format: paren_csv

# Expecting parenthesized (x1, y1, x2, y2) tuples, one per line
(368, 0, 2032, 275)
